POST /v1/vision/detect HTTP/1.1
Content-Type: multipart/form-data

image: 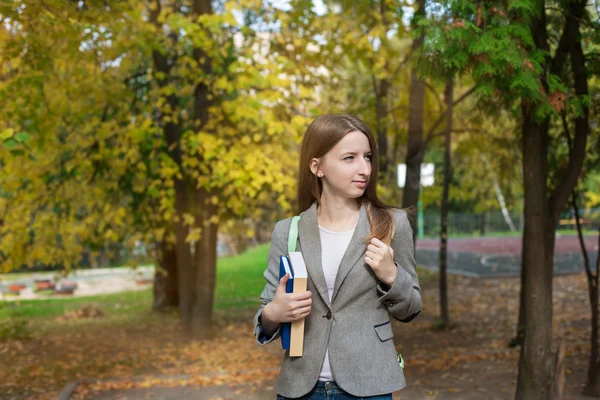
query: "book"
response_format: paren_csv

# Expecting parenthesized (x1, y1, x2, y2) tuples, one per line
(287, 251, 308, 357)
(279, 255, 294, 350)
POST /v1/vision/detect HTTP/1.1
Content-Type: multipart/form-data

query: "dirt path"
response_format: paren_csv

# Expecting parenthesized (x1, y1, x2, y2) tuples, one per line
(1, 271, 596, 400)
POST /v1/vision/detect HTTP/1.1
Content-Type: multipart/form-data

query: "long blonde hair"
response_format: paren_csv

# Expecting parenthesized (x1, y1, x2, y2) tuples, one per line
(297, 114, 397, 244)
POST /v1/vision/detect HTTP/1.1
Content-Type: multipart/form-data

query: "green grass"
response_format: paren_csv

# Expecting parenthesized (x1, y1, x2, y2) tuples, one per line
(0, 289, 152, 320)
(213, 243, 269, 309)
(0, 244, 271, 322)
(0, 242, 438, 325)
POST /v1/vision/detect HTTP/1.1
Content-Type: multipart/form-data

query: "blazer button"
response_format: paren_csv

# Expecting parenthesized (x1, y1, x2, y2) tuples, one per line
(326, 310, 332, 320)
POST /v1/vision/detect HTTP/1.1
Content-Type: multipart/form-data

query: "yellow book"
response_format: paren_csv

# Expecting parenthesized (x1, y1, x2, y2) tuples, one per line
(288, 251, 308, 357)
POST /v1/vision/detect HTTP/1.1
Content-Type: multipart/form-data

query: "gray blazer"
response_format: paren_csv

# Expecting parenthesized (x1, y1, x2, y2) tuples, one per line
(253, 201, 422, 398)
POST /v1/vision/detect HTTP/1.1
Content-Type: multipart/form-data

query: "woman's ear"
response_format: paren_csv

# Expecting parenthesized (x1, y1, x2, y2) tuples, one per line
(310, 158, 321, 177)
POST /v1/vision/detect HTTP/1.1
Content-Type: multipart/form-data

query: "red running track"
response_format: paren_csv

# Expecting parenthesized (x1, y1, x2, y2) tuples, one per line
(415, 235, 599, 256)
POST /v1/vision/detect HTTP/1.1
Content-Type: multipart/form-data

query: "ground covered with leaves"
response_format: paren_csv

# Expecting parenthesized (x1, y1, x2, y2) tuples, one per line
(0, 271, 595, 400)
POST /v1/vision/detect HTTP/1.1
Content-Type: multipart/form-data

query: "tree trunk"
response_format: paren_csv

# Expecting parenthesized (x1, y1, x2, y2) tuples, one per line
(153, 239, 179, 310)
(512, 247, 526, 347)
(479, 213, 485, 236)
(516, 0, 590, 390)
(173, 184, 218, 339)
(192, 0, 212, 128)
(99, 247, 109, 268)
(190, 187, 219, 338)
(562, 5, 594, 393)
(376, 78, 390, 176)
(516, 106, 554, 400)
(573, 195, 600, 396)
(149, 0, 218, 338)
(513, 201, 527, 349)
(552, 340, 566, 400)
(173, 181, 197, 334)
(178, 0, 216, 339)
(584, 263, 600, 396)
(402, 0, 426, 239)
(439, 78, 453, 328)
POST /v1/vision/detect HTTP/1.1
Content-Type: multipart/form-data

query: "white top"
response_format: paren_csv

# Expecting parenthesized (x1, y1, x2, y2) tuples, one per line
(317, 224, 355, 382)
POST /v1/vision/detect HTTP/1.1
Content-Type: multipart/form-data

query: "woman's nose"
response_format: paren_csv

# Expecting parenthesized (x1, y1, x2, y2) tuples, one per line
(359, 157, 371, 175)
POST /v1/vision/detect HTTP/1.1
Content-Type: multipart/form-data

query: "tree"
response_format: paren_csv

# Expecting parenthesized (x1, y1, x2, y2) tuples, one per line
(0, 0, 309, 338)
(439, 77, 453, 328)
(402, 0, 426, 229)
(568, 85, 600, 396)
(101, 0, 309, 337)
(0, 1, 143, 274)
(421, 1, 595, 398)
(517, 2, 591, 397)
(572, 191, 600, 396)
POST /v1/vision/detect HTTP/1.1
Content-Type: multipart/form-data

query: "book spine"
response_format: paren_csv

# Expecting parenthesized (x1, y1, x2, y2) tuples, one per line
(279, 256, 292, 350)
(281, 273, 294, 349)
(289, 276, 308, 357)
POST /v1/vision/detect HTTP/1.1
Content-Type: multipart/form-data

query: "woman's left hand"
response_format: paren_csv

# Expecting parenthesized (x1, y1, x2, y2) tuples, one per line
(364, 238, 397, 287)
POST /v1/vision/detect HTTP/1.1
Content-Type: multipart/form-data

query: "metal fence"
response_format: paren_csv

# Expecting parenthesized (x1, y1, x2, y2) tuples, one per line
(420, 208, 600, 238)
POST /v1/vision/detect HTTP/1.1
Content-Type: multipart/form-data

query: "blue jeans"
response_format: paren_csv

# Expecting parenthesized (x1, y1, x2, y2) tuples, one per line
(276, 381, 393, 400)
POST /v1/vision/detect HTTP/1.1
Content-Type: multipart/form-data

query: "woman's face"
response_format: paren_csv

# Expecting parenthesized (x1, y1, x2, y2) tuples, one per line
(314, 130, 372, 200)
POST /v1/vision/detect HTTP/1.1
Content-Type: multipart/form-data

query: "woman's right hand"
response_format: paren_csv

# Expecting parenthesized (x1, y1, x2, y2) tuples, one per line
(262, 274, 312, 324)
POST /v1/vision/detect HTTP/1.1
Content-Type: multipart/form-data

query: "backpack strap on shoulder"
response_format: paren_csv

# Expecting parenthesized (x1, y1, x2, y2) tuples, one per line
(288, 216, 301, 253)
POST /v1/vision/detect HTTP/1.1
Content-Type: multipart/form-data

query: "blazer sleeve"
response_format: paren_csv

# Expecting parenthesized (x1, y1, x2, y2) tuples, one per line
(253, 219, 287, 345)
(376, 210, 422, 323)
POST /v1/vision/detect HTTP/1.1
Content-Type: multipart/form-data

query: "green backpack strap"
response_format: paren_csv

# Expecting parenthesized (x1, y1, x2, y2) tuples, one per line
(397, 352, 405, 370)
(288, 216, 301, 253)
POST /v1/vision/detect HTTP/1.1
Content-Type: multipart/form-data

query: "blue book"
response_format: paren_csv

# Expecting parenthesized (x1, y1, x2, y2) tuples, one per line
(279, 255, 294, 350)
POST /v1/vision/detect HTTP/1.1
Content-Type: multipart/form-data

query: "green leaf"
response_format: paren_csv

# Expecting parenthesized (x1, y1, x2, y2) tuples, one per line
(14, 132, 30, 143)
(2, 138, 17, 149)
(10, 149, 25, 157)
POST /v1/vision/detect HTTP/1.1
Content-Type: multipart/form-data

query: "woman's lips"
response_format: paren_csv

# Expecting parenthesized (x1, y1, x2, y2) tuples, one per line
(353, 181, 367, 188)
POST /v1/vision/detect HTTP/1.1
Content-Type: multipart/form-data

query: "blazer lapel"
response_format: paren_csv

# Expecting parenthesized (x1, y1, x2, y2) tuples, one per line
(298, 202, 331, 309)
(331, 205, 370, 303)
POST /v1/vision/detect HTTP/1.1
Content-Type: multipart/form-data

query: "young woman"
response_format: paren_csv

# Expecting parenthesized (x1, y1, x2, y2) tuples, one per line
(254, 114, 422, 399)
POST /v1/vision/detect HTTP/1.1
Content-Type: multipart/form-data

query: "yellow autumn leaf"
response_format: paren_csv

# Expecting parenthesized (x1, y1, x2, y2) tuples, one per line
(0, 128, 14, 140)
(186, 228, 201, 243)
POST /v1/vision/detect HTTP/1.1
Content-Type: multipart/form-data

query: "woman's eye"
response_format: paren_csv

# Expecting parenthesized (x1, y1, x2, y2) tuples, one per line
(365, 155, 372, 161)
(344, 156, 354, 161)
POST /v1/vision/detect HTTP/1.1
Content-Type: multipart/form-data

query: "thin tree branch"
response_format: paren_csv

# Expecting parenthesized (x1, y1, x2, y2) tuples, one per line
(424, 86, 477, 145)
(424, 81, 444, 114)
(550, 18, 571, 77)
(549, 0, 590, 223)
(561, 111, 572, 150)
(572, 191, 593, 282)
(390, 48, 414, 81)
(372, 74, 379, 97)
(596, 223, 600, 283)
(123, 70, 147, 86)
(428, 128, 484, 141)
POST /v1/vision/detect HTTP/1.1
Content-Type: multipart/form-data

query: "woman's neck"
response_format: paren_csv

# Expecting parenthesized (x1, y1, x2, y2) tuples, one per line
(317, 196, 360, 232)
